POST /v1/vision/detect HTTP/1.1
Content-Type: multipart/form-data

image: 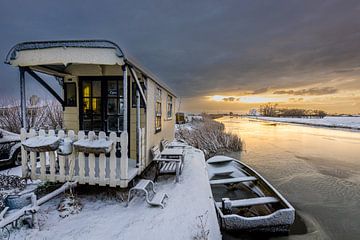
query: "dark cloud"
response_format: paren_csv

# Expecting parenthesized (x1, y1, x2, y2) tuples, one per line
(249, 87, 270, 95)
(0, 0, 359, 102)
(273, 87, 338, 96)
(223, 97, 240, 102)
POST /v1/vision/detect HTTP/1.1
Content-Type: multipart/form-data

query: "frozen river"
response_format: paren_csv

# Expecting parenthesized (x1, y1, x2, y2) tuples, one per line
(216, 117, 360, 240)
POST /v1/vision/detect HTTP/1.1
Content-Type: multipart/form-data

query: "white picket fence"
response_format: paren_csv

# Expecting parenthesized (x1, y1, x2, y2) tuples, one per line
(20, 128, 146, 188)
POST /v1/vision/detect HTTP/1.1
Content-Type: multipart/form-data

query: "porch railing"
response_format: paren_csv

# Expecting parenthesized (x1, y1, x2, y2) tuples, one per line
(20, 128, 146, 188)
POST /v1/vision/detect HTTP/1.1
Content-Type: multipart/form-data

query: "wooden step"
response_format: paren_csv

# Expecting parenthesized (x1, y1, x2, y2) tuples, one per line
(210, 176, 257, 185)
(216, 196, 279, 208)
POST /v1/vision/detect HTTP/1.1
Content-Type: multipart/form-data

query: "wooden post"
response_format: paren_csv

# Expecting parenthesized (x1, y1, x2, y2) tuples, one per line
(58, 130, 66, 182)
(120, 131, 128, 187)
(20, 128, 28, 178)
(67, 130, 76, 181)
(19, 68, 27, 129)
(88, 131, 96, 185)
(136, 89, 140, 168)
(141, 127, 146, 171)
(122, 65, 128, 132)
(78, 131, 85, 184)
(109, 132, 117, 187)
(98, 131, 107, 186)
(48, 130, 56, 182)
(29, 129, 37, 179)
(38, 130, 46, 180)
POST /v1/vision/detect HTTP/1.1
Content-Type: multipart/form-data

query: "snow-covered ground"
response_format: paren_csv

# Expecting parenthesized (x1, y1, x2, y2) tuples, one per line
(251, 116, 360, 130)
(6, 147, 221, 240)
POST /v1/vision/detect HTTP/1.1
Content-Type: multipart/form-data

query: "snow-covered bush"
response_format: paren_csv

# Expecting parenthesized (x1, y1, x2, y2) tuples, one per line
(176, 115, 242, 159)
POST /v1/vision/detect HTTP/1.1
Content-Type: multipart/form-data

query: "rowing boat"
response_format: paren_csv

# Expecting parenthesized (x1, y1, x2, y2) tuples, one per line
(207, 155, 295, 232)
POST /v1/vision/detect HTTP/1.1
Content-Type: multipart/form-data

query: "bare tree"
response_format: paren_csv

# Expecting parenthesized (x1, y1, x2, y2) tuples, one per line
(0, 99, 63, 133)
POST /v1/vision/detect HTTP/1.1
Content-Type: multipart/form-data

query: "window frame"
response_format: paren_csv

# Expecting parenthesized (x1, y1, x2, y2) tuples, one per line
(166, 94, 173, 120)
(155, 87, 162, 133)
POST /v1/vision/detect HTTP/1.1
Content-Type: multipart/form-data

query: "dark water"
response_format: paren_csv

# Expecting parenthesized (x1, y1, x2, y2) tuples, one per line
(216, 117, 360, 240)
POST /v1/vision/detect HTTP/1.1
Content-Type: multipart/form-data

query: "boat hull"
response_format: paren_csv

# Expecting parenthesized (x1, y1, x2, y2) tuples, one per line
(207, 155, 295, 232)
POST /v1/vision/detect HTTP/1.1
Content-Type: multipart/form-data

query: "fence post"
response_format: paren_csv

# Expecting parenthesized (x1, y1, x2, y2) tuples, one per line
(88, 131, 96, 185)
(78, 131, 85, 184)
(38, 129, 46, 180)
(120, 131, 128, 187)
(98, 131, 107, 186)
(67, 130, 76, 182)
(58, 130, 65, 182)
(20, 128, 28, 178)
(48, 130, 56, 182)
(28, 129, 37, 179)
(109, 132, 117, 187)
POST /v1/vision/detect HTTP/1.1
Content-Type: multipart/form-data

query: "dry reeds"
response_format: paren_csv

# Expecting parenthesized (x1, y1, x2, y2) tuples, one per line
(176, 115, 242, 159)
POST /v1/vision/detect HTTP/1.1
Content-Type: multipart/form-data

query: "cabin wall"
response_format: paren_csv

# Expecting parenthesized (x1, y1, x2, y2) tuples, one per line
(146, 79, 176, 166)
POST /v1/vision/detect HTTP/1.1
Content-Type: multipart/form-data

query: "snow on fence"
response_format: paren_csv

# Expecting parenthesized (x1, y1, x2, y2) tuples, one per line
(20, 128, 146, 188)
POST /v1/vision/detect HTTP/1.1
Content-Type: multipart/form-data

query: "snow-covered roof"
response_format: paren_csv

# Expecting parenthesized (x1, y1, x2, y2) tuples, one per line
(5, 40, 177, 97)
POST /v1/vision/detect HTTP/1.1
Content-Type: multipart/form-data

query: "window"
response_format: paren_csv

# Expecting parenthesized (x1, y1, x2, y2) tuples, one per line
(167, 95, 173, 119)
(64, 83, 77, 107)
(155, 87, 162, 133)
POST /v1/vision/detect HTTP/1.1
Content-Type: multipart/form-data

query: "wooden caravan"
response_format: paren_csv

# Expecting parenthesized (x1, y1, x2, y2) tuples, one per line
(5, 40, 177, 187)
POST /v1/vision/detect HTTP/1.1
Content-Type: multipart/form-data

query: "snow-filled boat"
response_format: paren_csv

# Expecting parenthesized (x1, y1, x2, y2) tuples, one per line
(207, 155, 295, 232)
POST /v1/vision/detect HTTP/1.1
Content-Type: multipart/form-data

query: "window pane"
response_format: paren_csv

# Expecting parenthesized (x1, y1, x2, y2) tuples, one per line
(83, 98, 91, 115)
(108, 116, 118, 132)
(119, 98, 124, 114)
(118, 81, 123, 97)
(92, 81, 101, 97)
(83, 119, 91, 130)
(156, 102, 162, 114)
(65, 83, 76, 106)
(83, 81, 91, 97)
(92, 98, 101, 115)
(107, 98, 117, 115)
(108, 81, 117, 96)
(93, 116, 102, 130)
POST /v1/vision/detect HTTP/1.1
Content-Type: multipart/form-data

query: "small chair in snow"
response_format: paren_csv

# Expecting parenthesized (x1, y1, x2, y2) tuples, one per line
(127, 179, 168, 208)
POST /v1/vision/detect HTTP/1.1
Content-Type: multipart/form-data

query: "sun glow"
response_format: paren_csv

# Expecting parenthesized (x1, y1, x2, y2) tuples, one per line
(210, 95, 225, 101)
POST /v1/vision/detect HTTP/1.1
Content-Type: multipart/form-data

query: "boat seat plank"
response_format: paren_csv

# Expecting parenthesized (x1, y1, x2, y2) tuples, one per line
(210, 176, 257, 185)
(216, 197, 279, 208)
(207, 158, 233, 164)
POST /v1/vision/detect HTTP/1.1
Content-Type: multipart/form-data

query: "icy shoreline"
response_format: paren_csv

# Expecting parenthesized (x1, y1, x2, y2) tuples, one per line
(248, 116, 360, 130)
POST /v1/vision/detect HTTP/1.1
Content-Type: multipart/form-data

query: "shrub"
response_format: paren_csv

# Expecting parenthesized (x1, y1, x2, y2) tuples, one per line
(176, 115, 242, 159)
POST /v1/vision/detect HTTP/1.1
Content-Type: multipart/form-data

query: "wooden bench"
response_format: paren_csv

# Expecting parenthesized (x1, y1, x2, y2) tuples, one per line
(127, 179, 168, 208)
(151, 145, 183, 182)
(161, 139, 188, 150)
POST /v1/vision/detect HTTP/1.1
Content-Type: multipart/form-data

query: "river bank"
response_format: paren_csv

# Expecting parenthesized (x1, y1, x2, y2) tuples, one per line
(216, 117, 360, 240)
(248, 116, 360, 131)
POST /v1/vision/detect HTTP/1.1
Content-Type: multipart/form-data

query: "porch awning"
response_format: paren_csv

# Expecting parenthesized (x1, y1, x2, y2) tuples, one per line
(5, 40, 125, 67)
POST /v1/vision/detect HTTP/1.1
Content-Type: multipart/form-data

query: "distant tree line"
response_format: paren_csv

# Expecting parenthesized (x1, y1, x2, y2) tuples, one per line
(259, 103, 327, 118)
